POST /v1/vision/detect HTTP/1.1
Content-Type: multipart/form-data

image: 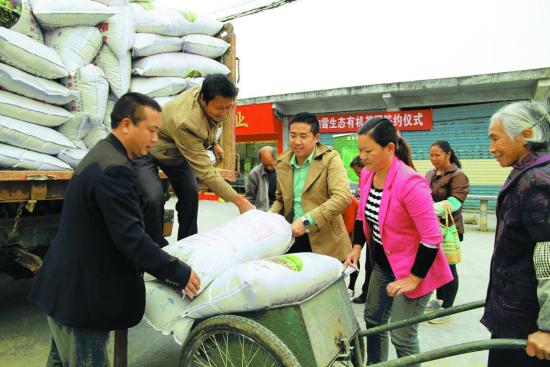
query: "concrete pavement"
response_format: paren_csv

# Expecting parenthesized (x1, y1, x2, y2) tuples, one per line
(0, 199, 499, 366)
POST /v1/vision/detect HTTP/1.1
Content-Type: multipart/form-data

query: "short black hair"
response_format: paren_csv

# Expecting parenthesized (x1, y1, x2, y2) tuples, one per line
(110, 92, 161, 129)
(200, 74, 239, 103)
(350, 155, 364, 168)
(290, 112, 320, 135)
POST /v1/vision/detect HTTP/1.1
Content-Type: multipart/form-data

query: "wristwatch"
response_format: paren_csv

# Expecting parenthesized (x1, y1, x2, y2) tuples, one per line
(301, 215, 311, 227)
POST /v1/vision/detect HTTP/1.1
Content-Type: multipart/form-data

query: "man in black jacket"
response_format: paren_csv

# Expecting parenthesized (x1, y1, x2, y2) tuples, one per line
(28, 93, 200, 366)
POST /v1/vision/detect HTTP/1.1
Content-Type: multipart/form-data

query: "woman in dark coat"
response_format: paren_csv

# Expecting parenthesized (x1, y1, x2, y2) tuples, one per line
(482, 101, 550, 366)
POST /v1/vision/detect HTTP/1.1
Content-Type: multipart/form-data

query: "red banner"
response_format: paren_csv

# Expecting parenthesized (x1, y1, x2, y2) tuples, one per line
(317, 109, 432, 133)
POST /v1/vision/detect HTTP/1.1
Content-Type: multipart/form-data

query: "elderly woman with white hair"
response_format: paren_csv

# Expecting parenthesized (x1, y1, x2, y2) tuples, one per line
(481, 101, 550, 366)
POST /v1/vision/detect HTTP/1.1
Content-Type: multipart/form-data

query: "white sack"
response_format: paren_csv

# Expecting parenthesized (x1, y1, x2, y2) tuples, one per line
(10, 0, 44, 43)
(57, 112, 92, 141)
(132, 33, 182, 57)
(130, 77, 188, 97)
(151, 210, 292, 294)
(0, 26, 68, 79)
(187, 253, 344, 318)
(178, 10, 224, 36)
(99, 5, 134, 57)
(186, 77, 204, 88)
(45, 27, 102, 73)
(94, 46, 131, 98)
(83, 124, 108, 148)
(132, 53, 229, 78)
(144, 253, 343, 345)
(0, 90, 73, 127)
(0, 63, 76, 106)
(103, 96, 117, 130)
(92, 0, 128, 5)
(0, 143, 71, 171)
(63, 64, 109, 126)
(154, 96, 173, 106)
(31, 0, 116, 28)
(74, 140, 88, 150)
(57, 148, 88, 168)
(182, 34, 229, 59)
(131, 4, 188, 36)
(0, 115, 76, 155)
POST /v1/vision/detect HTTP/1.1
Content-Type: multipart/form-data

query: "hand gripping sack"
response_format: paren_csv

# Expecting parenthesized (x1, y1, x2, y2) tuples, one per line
(440, 200, 461, 264)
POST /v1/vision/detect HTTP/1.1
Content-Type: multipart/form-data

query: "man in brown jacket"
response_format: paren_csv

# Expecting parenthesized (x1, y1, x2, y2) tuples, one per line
(271, 112, 352, 261)
(133, 74, 253, 244)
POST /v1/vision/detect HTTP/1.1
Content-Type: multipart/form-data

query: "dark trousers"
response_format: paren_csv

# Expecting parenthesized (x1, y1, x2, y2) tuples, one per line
(488, 335, 549, 367)
(287, 234, 312, 253)
(435, 234, 463, 308)
(46, 316, 110, 367)
(132, 154, 199, 244)
(348, 246, 373, 297)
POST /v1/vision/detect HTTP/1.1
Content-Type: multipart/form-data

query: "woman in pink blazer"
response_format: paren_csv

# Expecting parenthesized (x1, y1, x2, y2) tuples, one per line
(345, 118, 453, 365)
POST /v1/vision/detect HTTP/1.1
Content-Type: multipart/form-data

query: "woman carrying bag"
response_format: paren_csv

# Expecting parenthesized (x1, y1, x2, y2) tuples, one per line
(425, 140, 470, 323)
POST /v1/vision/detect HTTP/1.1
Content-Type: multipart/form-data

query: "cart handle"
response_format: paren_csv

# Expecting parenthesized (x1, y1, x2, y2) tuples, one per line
(359, 300, 485, 337)
(369, 339, 527, 366)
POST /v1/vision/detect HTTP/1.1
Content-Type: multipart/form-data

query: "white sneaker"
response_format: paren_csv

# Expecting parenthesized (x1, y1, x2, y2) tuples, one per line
(425, 299, 443, 313)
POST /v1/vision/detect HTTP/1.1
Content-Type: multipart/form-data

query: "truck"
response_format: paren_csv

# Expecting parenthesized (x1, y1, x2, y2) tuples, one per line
(0, 6, 240, 283)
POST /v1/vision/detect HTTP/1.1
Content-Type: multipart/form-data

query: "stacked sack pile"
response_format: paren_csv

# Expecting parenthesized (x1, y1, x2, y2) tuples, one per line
(129, 0, 230, 108)
(0, 0, 231, 171)
(143, 210, 346, 345)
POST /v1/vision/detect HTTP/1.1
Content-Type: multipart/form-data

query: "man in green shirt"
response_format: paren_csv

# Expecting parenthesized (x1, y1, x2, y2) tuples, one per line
(270, 112, 352, 261)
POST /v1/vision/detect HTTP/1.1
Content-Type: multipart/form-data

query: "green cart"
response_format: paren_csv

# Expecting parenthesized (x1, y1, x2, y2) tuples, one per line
(178, 276, 365, 367)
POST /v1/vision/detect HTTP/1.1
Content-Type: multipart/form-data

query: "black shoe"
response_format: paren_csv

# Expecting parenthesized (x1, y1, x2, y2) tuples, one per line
(351, 294, 366, 304)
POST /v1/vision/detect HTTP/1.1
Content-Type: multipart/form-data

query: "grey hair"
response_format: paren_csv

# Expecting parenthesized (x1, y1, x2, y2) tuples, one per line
(490, 101, 550, 152)
(258, 146, 277, 160)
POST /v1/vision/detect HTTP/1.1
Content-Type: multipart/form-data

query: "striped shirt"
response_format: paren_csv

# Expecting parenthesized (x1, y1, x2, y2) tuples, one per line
(365, 186, 383, 246)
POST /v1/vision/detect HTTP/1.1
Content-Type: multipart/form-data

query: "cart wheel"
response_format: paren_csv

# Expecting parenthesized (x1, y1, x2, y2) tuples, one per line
(179, 315, 300, 367)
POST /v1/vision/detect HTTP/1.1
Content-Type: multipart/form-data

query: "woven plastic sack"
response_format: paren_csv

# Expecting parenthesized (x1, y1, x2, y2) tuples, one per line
(83, 124, 108, 148)
(0, 90, 73, 127)
(45, 26, 102, 73)
(62, 64, 109, 126)
(0, 115, 76, 155)
(154, 96, 173, 106)
(98, 4, 134, 57)
(10, 0, 44, 43)
(130, 77, 188, 97)
(57, 112, 92, 141)
(0, 143, 71, 170)
(57, 148, 88, 168)
(31, 0, 116, 29)
(0, 26, 68, 79)
(132, 33, 182, 57)
(182, 34, 229, 59)
(94, 46, 131, 98)
(103, 96, 117, 130)
(0, 63, 76, 106)
(132, 52, 229, 77)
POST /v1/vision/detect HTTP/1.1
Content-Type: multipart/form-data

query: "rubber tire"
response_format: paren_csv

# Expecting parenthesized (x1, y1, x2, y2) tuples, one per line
(179, 314, 301, 367)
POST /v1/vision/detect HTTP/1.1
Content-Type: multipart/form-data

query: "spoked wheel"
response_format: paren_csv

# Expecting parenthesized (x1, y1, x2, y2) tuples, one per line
(179, 315, 300, 367)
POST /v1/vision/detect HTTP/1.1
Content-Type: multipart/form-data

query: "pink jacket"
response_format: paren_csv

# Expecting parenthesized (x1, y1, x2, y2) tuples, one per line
(357, 157, 453, 298)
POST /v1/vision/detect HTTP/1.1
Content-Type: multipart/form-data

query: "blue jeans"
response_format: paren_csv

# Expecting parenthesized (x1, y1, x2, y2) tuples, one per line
(364, 264, 431, 366)
(46, 316, 110, 367)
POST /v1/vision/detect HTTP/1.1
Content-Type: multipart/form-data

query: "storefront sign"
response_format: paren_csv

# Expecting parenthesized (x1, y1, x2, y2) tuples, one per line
(317, 109, 432, 133)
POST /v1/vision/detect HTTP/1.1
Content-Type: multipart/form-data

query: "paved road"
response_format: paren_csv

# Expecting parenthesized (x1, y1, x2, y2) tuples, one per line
(0, 200, 498, 366)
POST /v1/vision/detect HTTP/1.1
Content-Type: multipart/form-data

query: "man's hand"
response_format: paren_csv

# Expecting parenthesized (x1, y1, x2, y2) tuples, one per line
(291, 218, 307, 237)
(213, 144, 224, 162)
(387, 274, 422, 297)
(233, 195, 255, 214)
(183, 270, 201, 300)
(345, 245, 362, 269)
(526, 331, 550, 360)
